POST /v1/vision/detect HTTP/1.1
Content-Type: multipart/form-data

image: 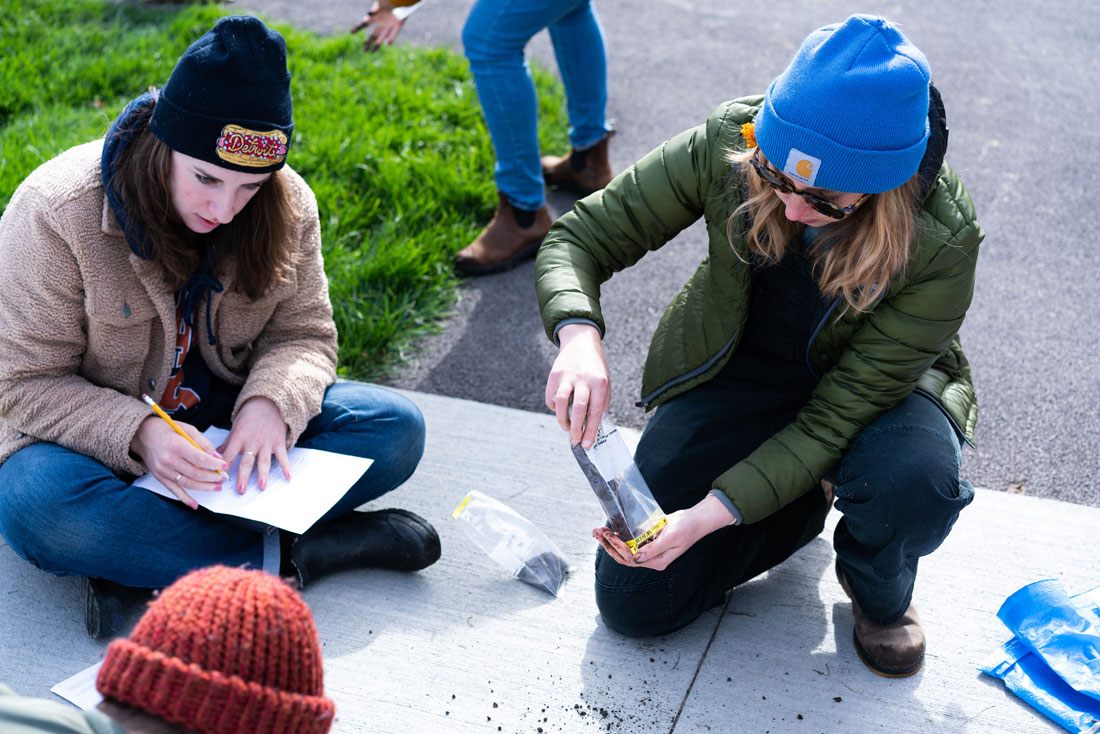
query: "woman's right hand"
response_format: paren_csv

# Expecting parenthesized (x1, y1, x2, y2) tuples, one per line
(545, 323, 610, 449)
(129, 417, 228, 510)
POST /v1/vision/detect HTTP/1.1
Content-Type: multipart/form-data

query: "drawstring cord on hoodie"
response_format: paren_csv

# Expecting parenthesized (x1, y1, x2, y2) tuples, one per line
(178, 272, 224, 346)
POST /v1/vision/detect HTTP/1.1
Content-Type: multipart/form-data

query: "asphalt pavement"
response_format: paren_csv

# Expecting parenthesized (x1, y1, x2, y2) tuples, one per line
(238, 0, 1100, 507)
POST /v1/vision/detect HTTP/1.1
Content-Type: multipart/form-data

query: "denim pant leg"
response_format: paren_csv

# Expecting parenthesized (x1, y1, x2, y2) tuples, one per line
(462, 0, 607, 210)
(547, 2, 611, 149)
(593, 364, 829, 637)
(829, 393, 974, 625)
(295, 382, 425, 524)
(0, 443, 264, 588)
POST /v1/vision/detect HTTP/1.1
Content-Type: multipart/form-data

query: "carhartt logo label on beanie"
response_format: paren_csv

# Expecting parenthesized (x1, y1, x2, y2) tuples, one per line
(784, 149, 821, 187)
(150, 15, 294, 174)
(216, 124, 289, 167)
(754, 14, 931, 194)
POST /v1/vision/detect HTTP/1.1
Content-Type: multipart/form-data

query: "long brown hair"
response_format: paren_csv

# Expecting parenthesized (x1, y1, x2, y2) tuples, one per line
(728, 149, 921, 313)
(108, 95, 295, 299)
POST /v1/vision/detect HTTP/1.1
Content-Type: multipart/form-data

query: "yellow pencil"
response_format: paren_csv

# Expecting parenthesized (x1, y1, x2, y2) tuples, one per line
(141, 394, 230, 479)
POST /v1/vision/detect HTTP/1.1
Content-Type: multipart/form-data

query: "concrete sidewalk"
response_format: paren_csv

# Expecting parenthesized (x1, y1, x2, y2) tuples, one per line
(3, 389, 1095, 733)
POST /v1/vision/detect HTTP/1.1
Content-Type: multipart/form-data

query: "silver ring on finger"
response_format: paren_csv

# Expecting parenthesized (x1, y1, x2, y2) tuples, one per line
(174, 472, 183, 484)
(241, 451, 256, 456)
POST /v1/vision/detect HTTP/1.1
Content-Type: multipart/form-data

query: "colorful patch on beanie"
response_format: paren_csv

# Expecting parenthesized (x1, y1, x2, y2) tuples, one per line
(783, 148, 820, 188)
(215, 125, 289, 167)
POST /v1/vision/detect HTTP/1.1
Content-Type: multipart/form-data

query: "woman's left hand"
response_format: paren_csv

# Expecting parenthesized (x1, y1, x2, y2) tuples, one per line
(351, 1, 405, 53)
(219, 396, 292, 494)
(593, 493, 736, 572)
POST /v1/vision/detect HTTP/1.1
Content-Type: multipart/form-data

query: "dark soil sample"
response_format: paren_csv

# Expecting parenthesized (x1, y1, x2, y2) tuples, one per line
(515, 549, 568, 595)
(571, 445, 633, 539)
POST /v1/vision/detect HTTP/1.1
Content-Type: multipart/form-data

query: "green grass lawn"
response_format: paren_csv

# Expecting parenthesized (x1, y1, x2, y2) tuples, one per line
(0, 0, 569, 379)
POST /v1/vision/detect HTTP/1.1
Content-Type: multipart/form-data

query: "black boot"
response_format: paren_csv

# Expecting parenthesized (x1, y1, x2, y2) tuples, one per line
(83, 577, 151, 640)
(285, 509, 441, 588)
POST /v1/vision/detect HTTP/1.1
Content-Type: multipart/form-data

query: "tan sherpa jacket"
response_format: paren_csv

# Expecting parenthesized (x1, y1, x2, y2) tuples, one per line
(0, 140, 338, 476)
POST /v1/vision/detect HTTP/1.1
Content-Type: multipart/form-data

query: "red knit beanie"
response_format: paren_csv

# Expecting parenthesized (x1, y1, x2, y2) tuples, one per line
(96, 566, 334, 734)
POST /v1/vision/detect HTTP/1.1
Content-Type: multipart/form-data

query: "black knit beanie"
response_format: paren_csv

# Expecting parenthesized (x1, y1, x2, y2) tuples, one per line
(150, 15, 293, 173)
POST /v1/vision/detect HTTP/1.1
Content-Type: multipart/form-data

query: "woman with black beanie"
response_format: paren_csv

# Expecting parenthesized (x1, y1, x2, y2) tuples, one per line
(0, 16, 440, 638)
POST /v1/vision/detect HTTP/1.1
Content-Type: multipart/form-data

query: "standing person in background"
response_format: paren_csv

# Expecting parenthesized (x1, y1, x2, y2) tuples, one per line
(0, 15, 440, 640)
(0, 566, 336, 734)
(353, 0, 616, 275)
(537, 15, 982, 677)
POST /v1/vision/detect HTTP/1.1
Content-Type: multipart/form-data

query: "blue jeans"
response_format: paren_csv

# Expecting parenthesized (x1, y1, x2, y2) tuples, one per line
(594, 390, 974, 637)
(0, 383, 425, 588)
(462, 0, 610, 211)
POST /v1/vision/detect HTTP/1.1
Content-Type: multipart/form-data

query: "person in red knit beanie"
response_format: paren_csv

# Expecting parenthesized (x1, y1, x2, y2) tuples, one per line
(0, 565, 335, 733)
(96, 565, 335, 734)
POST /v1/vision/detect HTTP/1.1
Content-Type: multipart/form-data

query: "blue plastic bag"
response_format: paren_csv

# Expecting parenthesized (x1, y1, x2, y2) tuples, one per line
(980, 580, 1100, 733)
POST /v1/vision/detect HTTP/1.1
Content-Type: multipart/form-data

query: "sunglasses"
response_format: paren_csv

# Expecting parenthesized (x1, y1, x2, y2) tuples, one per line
(748, 149, 868, 220)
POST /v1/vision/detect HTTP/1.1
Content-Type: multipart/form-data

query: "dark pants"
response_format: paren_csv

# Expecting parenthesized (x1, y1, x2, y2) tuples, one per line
(595, 374, 974, 637)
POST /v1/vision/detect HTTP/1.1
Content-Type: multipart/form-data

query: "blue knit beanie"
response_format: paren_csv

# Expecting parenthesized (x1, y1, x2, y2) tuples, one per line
(754, 15, 930, 194)
(150, 15, 293, 173)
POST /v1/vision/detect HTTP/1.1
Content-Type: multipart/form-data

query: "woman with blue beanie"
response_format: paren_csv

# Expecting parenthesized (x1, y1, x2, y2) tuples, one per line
(537, 15, 982, 677)
(0, 16, 440, 639)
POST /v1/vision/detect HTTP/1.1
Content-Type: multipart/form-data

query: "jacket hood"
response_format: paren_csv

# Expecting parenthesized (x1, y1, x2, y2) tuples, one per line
(101, 91, 158, 259)
(916, 82, 949, 201)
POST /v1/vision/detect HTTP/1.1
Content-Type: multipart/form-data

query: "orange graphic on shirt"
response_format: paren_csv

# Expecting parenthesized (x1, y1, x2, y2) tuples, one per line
(160, 305, 200, 413)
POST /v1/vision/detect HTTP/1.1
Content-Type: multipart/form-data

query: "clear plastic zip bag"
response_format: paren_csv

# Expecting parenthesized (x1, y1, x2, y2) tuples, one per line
(571, 413, 667, 554)
(451, 490, 569, 596)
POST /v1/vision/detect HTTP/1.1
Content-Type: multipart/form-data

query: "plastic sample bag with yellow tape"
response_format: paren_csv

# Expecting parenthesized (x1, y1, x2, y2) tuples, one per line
(452, 490, 569, 596)
(571, 413, 667, 554)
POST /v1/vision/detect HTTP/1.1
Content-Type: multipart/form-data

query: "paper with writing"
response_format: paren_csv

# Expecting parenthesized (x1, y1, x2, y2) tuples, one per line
(133, 427, 372, 533)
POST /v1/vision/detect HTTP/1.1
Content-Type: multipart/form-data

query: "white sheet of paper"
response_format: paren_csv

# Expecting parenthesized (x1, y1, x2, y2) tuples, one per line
(133, 427, 373, 534)
(51, 661, 104, 711)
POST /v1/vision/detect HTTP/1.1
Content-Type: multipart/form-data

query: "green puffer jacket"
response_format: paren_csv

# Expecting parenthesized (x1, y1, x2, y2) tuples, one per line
(536, 96, 983, 525)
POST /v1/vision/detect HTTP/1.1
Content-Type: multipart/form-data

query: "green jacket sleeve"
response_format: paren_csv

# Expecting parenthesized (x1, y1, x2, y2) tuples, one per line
(716, 172, 984, 523)
(536, 112, 727, 340)
(0, 685, 123, 734)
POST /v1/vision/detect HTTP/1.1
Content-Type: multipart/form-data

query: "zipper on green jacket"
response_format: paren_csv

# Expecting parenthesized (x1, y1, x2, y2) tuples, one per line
(636, 331, 739, 410)
(803, 296, 843, 380)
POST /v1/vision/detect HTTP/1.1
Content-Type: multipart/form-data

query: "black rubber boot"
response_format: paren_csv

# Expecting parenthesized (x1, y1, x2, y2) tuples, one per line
(83, 577, 151, 640)
(286, 509, 441, 588)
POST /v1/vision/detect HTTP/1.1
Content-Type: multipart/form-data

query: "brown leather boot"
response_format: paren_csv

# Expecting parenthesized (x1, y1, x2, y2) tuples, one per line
(836, 563, 925, 677)
(541, 130, 615, 195)
(454, 192, 552, 276)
